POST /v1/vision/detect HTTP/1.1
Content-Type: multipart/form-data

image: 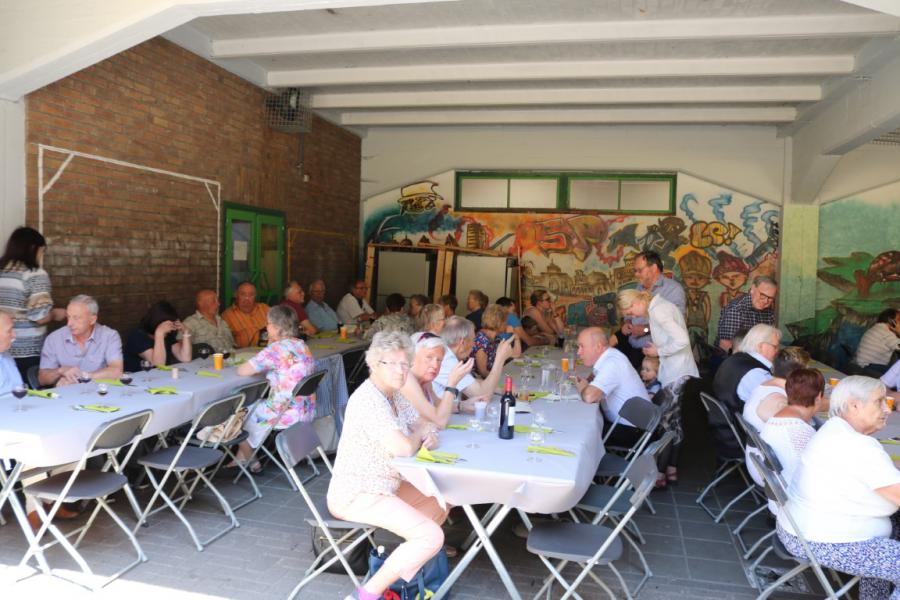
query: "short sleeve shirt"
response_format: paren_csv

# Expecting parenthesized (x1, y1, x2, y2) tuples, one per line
(411, 332, 477, 397)
(306, 300, 340, 331)
(715, 294, 775, 346)
(222, 303, 269, 348)
(183, 311, 235, 353)
(123, 329, 177, 372)
(0, 352, 23, 395)
(247, 338, 316, 428)
(470, 331, 497, 371)
(39, 324, 123, 373)
(589, 347, 651, 427)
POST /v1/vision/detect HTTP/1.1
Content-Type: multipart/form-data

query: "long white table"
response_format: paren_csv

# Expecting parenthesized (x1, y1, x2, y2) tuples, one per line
(395, 346, 605, 600)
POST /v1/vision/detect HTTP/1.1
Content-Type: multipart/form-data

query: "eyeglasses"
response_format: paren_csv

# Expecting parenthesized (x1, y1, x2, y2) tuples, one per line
(378, 360, 411, 371)
(755, 289, 777, 302)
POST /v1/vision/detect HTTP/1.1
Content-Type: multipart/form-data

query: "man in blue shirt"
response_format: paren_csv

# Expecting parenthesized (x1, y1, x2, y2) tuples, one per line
(627, 250, 686, 348)
(0, 310, 24, 394)
(306, 279, 340, 331)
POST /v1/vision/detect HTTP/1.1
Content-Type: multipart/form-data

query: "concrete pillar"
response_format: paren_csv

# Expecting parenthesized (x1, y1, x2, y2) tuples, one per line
(777, 204, 820, 341)
(0, 97, 26, 243)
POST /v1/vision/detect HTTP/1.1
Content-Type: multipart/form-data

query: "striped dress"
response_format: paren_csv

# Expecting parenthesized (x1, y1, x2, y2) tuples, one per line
(0, 263, 54, 359)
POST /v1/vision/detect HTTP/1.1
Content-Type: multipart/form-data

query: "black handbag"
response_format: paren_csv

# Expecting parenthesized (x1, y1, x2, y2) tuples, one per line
(309, 526, 369, 576)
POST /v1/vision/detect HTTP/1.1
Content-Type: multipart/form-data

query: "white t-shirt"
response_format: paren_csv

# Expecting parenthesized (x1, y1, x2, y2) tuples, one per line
(589, 347, 651, 427)
(336, 293, 375, 324)
(410, 332, 476, 397)
(743, 383, 786, 433)
(779, 416, 900, 543)
(736, 351, 773, 404)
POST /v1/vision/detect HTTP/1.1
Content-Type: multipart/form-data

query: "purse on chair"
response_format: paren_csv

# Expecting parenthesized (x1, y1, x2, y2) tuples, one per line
(367, 545, 449, 600)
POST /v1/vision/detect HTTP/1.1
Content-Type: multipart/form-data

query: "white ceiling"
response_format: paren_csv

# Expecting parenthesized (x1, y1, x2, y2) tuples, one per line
(164, 0, 900, 129)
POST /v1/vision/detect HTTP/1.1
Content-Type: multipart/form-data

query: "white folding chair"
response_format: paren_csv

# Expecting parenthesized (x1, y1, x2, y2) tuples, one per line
(20, 409, 153, 590)
(527, 454, 658, 600)
(276, 421, 377, 600)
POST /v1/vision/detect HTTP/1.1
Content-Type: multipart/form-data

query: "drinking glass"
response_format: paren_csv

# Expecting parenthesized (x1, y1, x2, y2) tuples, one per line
(487, 402, 500, 432)
(468, 416, 483, 432)
(97, 383, 109, 396)
(12, 384, 27, 412)
(140, 359, 153, 381)
(198, 346, 211, 361)
(120, 372, 133, 386)
(76, 371, 91, 384)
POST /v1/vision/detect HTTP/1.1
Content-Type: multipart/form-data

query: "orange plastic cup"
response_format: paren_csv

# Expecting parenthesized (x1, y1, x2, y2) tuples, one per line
(212, 353, 224, 370)
(340, 326, 348, 340)
(829, 377, 839, 387)
(561, 357, 570, 373)
(887, 396, 895, 412)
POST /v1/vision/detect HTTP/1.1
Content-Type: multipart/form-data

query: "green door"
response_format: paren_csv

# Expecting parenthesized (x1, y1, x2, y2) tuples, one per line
(223, 205, 285, 307)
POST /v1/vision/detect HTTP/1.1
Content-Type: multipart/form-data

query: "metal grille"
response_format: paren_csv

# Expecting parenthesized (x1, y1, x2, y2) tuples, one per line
(264, 88, 311, 133)
(870, 128, 900, 146)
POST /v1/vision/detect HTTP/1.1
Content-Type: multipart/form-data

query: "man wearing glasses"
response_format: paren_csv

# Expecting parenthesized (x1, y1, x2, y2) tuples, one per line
(715, 276, 778, 353)
(337, 279, 377, 325)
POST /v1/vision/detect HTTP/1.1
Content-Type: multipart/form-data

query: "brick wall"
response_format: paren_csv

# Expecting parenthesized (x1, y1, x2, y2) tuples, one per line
(25, 37, 360, 334)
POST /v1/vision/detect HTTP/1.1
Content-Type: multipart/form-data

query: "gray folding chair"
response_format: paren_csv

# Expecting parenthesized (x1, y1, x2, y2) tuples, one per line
(234, 370, 328, 491)
(135, 394, 243, 551)
(26, 365, 40, 390)
(749, 455, 860, 600)
(596, 397, 661, 481)
(696, 392, 760, 522)
(527, 454, 658, 600)
(276, 421, 377, 600)
(20, 409, 153, 590)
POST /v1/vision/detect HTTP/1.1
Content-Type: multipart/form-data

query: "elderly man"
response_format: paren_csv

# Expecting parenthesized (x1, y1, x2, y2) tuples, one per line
(222, 281, 269, 348)
(855, 308, 899, 375)
(281, 281, 317, 336)
(625, 250, 686, 353)
(306, 279, 339, 331)
(38, 295, 123, 387)
(0, 310, 23, 394)
(337, 280, 376, 325)
(575, 327, 653, 447)
(715, 276, 778, 352)
(183, 289, 235, 353)
(713, 323, 780, 414)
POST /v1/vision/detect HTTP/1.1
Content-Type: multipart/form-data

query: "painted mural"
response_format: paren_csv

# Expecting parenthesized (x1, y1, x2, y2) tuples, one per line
(364, 171, 780, 347)
(787, 187, 900, 368)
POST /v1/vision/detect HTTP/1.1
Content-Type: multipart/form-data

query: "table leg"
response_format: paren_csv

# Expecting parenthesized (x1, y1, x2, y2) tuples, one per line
(0, 463, 52, 575)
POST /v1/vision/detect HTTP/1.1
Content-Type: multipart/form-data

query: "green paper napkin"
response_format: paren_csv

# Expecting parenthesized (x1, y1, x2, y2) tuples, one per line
(446, 424, 469, 430)
(315, 344, 337, 349)
(155, 365, 173, 371)
(514, 425, 553, 434)
(314, 331, 337, 339)
(78, 404, 120, 413)
(512, 360, 526, 367)
(416, 447, 459, 464)
(196, 370, 222, 378)
(529, 391, 551, 400)
(527, 445, 575, 457)
(891, 454, 900, 462)
(27, 389, 58, 399)
(94, 378, 124, 386)
(880, 439, 900, 446)
(147, 387, 178, 395)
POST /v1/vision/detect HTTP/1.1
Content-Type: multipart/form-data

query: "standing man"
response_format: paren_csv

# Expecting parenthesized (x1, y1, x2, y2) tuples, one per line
(626, 250, 686, 355)
(183, 289, 235, 353)
(281, 281, 318, 336)
(337, 280, 376, 325)
(38, 295, 123, 386)
(222, 281, 269, 348)
(306, 279, 340, 331)
(715, 276, 778, 352)
(0, 310, 23, 394)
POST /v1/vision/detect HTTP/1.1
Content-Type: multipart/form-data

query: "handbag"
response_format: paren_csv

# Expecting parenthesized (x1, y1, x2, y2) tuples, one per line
(196, 408, 247, 444)
(367, 546, 449, 600)
(309, 525, 370, 575)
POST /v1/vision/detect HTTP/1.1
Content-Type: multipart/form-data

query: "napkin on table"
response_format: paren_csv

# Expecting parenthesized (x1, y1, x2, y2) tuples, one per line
(155, 365, 173, 371)
(147, 387, 178, 395)
(527, 445, 575, 457)
(27, 389, 58, 399)
(446, 424, 469, 430)
(196, 370, 222, 378)
(514, 425, 553, 434)
(78, 404, 120, 413)
(416, 447, 460, 464)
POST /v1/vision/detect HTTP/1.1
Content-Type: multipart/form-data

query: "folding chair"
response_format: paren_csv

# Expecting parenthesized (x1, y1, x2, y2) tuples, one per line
(234, 370, 328, 491)
(276, 421, 377, 600)
(26, 365, 40, 390)
(749, 455, 860, 600)
(342, 348, 368, 395)
(696, 391, 760, 522)
(20, 409, 153, 590)
(596, 397, 661, 481)
(135, 394, 243, 551)
(527, 454, 658, 600)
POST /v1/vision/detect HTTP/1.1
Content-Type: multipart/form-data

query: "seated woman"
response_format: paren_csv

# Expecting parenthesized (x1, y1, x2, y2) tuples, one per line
(414, 302, 446, 336)
(124, 300, 192, 372)
(365, 292, 414, 341)
(401, 332, 473, 429)
(742, 346, 810, 433)
(523, 291, 565, 342)
(496, 296, 545, 348)
(470, 303, 521, 379)
(233, 305, 316, 470)
(408, 294, 429, 321)
(777, 376, 900, 599)
(328, 332, 450, 600)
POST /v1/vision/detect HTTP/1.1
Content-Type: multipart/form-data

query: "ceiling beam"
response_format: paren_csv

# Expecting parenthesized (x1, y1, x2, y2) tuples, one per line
(269, 56, 856, 87)
(839, 0, 900, 17)
(212, 14, 900, 58)
(312, 85, 821, 109)
(339, 107, 797, 126)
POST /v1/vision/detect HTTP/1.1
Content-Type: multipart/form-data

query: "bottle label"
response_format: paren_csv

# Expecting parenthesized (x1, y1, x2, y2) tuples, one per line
(508, 407, 515, 427)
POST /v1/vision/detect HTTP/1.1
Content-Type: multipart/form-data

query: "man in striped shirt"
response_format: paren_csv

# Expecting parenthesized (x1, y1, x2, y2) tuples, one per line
(855, 308, 899, 375)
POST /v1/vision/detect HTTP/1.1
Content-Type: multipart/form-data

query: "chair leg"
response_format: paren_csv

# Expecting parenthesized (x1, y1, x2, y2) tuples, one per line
(712, 481, 757, 523)
(606, 563, 634, 600)
(287, 529, 371, 600)
(620, 529, 652, 595)
(91, 498, 147, 589)
(748, 543, 774, 577)
(733, 502, 769, 553)
(258, 444, 301, 490)
(22, 502, 95, 582)
(695, 460, 743, 519)
(757, 563, 809, 600)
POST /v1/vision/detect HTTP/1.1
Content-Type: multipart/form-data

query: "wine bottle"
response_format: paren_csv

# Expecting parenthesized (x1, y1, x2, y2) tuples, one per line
(499, 375, 515, 440)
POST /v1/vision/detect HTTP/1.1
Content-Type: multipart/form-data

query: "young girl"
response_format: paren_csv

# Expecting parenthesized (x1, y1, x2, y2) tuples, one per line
(640, 356, 662, 398)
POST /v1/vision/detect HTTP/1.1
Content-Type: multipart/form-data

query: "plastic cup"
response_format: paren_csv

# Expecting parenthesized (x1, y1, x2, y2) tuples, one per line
(474, 401, 487, 422)
(540, 368, 551, 390)
(561, 357, 569, 373)
(887, 396, 895, 412)
(212, 353, 224, 370)
(340, 326, 348, 340)
(829, 377, 839, 387)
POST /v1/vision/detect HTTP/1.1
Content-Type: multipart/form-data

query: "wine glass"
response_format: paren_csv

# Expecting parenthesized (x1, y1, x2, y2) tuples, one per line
(486, 402, 500, 432)
(97, 383, 109, 396)
(12, 384, 27, 412)
(76, 371, 91, 384)
(120, 372, 133, 386)
(198, 346, 211, 361)
(140, 359, 153, 382)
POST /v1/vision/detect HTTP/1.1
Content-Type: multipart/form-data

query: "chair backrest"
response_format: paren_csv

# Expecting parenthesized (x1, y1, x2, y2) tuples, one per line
(276, 420, 324, 470)
(618, 397, 661, 432)
(233, 380, 270, 407)
(88, 409, 154, 452)
(623, 454, 658, 502)
(700, 391, 745, 450)
(735, 411, 784, 474)
(342, 348, 369, 393)
(195, 393, 245, 430)
(642, 430, 675, 461)
(26, 365, 40, 390)
(293, 369, 328, 398)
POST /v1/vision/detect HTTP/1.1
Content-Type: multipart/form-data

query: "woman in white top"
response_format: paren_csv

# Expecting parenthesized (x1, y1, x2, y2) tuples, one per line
(618, 289, 699, 485)
(743, 346, 810, 433)
(776, 376, 900, 600)
(327, 332, 451, 600)
(400, 331, 473, 429)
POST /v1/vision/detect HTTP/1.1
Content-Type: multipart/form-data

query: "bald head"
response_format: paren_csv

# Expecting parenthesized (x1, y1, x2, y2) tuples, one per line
(196, 289, 219, 317)
(577, 327, 610, 367)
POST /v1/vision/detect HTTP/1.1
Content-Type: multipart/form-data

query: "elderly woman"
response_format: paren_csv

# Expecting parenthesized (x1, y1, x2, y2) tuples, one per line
(408, 294, 429, 321)
(401, 332, 474, 429)
(365, 292, 415, 341)
(233, 305, 316, 470)
(328, 332, 450, 600)
(471, 303, 521, 379)
(124, 300, 192, 372)
(742, 346, 810, 433)
(777, 376, 900, 599)
(415, 302, 446, 335)
(523, 290, 565, 342)
(618, 288, 698, 486)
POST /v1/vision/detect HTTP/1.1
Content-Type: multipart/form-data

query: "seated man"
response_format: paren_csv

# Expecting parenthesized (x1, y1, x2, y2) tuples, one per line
(306, 279, 339, 331)
(183, 289, 235, 353)
(280, 281, 318, 336)
(713, 323, 780, 413)
(855, 308, 899, 375)
(365, 293, 414, 341)
(439, 294, 458, 318)
(465, 289, 488, 330)
(222, 281, 269, 348)
(0, 310, 23, 394)
(715, 276, 778, 352)
(336, 280, 376, 325)
(574, 327, 652, 447)
(39, 294, 123, 387)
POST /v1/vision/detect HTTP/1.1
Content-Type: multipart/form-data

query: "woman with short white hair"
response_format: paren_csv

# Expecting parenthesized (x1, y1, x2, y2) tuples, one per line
(328, 332, 450, 600)
(401, 332, 473, 429)
(415, 303, 446, 335)
(777, 376, 900, 599)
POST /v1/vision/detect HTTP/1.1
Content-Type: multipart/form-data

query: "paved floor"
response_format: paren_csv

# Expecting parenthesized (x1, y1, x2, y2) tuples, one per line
(0, 392, 826, 599)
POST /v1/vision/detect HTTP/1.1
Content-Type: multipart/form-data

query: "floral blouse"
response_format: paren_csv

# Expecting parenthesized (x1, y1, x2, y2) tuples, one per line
(247, 338, 316, 428)
(470, 330, 498, 371)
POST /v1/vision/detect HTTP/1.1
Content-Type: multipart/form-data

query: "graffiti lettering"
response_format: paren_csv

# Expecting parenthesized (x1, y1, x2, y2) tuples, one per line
(690, 221, 742, 249)
(513, 215, 609, 262)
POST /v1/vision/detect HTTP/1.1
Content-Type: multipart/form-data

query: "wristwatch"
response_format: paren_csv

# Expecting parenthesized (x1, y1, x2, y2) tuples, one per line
(444, 386, 460, 398)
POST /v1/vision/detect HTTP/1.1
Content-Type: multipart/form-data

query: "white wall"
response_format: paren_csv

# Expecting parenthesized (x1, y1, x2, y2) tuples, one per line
(816, 142, 900, 205)
(0, 98, 26, 243)
(361, 124, 787, 204)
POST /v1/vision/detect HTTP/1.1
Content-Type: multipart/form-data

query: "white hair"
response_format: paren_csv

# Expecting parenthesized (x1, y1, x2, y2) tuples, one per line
(365, 331, 414, 370)
(414, 333, 445, 351)
(440, 316, 475, 347)
(738, 324, 780, 354)
(829, 375, 886, 418)
(69, 294, 99, 316)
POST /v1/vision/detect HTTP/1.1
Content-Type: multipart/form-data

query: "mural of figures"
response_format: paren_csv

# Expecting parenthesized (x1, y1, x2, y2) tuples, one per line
(363, 171, 780, 345)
